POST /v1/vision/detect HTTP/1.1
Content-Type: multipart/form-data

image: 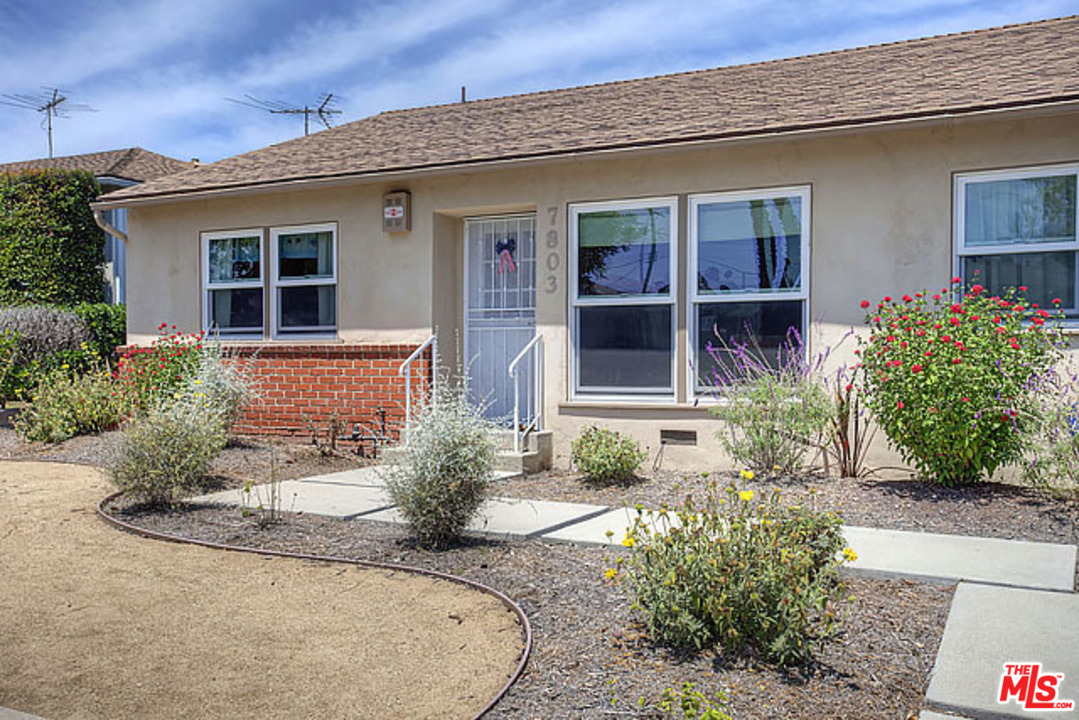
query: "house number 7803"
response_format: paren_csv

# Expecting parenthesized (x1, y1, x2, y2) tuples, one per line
(544, 206, 560, 293)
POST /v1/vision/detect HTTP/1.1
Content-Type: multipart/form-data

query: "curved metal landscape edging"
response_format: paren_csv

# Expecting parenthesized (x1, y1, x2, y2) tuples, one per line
(97, 492, 531, 720)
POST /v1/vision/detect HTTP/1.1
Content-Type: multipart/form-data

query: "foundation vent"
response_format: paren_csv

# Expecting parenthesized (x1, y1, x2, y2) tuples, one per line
(660, 429, 697, 446)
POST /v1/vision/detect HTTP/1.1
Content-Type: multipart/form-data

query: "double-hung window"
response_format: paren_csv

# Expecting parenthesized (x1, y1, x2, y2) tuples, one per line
(270, 223, 338, 338)
(202, 229, 265, 338)
(955, 165, 1078, 316)
(570, 198, 678, 399)
(689, 186, 810, 395)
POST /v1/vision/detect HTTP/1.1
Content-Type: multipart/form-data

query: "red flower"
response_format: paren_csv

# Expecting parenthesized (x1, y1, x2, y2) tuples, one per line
(1037, 309, 1050, 318)
(1032, 317, 1045, 326)
(950, 304, 964, 313)
(932, 294, 942, 301)
(1019, 286, 1028, 292)
(845, 384, 853, 392)
(902, 295, 913, 303)
(952, 276, 962, 284)
(941, 335, 951, 343)
(933, 323, 943, 330)
(900, 341, 908, 349)
(925, 350, 933, 357)
(953, 358, 962, 365)
(970, 284, 983, 295)
(884, 296, 892, 302)
(860, 300, 871, 309)
(1053, 298, 1062, 305)
(897, 401, 905, 409)
(950, 317, 962, 326)
(961, 397, 970, 402)
(1010, 342, 1020, 350)
(911, 364, 923, 373)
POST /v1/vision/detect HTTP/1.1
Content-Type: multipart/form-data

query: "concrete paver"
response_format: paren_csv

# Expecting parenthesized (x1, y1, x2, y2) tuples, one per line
(926, 582, 1079, 719)
(191, 480, 392, 519)
(541, 506, 680, 545)
(363, 497, 609, 540)
(843, 526, 1076, 592)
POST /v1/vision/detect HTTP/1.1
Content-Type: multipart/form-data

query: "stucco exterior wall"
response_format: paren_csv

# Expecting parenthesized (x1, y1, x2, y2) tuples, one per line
(125, 109, 1079, 471)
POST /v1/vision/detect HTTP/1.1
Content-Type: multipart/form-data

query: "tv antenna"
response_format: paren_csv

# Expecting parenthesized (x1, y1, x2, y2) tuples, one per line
(0, 87, 95, 158)
(226, 92, 342, 136)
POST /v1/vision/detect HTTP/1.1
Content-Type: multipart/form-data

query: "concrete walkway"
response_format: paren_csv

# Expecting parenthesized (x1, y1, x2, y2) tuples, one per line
(192, 467, 1079, 719)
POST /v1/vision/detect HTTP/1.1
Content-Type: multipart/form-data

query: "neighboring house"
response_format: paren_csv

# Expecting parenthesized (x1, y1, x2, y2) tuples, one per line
(0, 148, 196, 304)
(93, 17, 1079, 469)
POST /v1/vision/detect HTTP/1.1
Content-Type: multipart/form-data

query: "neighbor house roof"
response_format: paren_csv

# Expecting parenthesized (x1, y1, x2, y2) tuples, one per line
(0, 147, 194, 184)
(101, 15, 1079, 205)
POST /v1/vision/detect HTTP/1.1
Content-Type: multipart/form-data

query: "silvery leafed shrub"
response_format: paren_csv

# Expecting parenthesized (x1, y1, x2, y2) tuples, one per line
(382, 388, 496, 548)
(0, 305, 90, 365)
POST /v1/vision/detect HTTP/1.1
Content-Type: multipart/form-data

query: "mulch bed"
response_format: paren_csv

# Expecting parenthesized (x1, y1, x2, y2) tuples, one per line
(11, 426, 1077, 718)
(109, 498, 951, 720)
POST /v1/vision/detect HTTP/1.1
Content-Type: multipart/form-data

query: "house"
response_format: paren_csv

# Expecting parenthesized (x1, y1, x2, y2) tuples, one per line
(91, 17, 1079, 470)
(0, 147, 196, 304)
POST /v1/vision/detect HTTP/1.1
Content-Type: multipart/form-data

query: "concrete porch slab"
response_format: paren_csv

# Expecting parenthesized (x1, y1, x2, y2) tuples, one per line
(926, 582, 1079, 719)
(842, 526, 1077, 592)
(190, 481, 393, 519)
(361, 497, 608, 540)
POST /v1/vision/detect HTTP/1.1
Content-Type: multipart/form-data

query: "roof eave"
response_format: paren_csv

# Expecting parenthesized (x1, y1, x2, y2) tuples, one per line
(91, 96, 1079, 211)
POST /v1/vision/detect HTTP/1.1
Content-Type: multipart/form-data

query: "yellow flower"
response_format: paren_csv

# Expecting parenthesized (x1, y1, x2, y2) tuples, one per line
(739, 490, 754, 502)
(61, 363, 70, 370)
(622, 535, 636, 548)
(604, 568, 618, 580)
(740, 469, 754, 481)
(842, 547, 859, 563)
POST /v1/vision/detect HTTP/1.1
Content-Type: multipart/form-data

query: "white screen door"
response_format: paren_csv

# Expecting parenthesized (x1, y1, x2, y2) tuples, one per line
(465, 215, 536, 423)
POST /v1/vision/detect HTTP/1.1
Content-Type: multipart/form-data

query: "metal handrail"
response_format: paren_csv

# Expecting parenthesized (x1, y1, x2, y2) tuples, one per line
(508, 334, 544, 453)
(398, 335, 438, 442)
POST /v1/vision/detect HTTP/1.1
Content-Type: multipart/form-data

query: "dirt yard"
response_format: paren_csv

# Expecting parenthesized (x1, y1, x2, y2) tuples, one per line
(0, 461, 523, 720)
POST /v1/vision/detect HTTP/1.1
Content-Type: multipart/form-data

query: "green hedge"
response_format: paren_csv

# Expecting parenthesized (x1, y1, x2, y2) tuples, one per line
(74, 303, 126, 361)
(0, 169, 105, 306)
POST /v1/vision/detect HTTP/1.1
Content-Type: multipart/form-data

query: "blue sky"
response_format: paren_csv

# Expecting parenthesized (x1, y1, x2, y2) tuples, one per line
(0, 0, 1074, 165)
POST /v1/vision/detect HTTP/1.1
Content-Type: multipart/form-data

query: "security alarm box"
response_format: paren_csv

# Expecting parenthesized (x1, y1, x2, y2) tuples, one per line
(383, 191, 411, 233)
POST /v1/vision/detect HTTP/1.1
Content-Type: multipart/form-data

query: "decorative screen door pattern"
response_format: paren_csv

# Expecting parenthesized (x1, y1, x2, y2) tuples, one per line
(465, 215, 536, 422)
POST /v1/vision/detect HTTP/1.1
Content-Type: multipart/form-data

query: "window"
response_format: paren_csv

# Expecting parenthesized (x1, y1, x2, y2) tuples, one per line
(270, 224, 337, 337)
(570, 198, 678, 399)
(956, 165, 1079, 317)
(202, 229, 265, 338)
(689, 187, 810, 395)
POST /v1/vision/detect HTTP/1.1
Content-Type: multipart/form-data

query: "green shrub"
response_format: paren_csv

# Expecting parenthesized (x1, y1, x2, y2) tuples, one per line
(571, 426, 646, 484)
(860, 280, 1062, 485)
(617, 482, 851, 666)
(382, 388, 496, 547)
(1022, 360, 1079, 496)
(116, 325, 204, 414)
(706, 331, 832, 474)
(106, 394, 228, 505)
(0, 169, 105, 306)
(15, 364, 123, 443)
(657, 682, 732, 720)
(74, 303, 126, 361)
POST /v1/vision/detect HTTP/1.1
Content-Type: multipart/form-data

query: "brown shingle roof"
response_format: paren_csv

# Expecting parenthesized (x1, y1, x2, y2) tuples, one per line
(104, 16, 1079, 204)
(0, 147, 194, 184)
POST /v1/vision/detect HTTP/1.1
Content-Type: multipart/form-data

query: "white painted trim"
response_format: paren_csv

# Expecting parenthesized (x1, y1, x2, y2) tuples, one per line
(568, 196, 679, 401)
(686, 185, 812, 398)
(200, 228, 265, 339)
(953, 163, 1079, 314)
(269, 222, 339, 340)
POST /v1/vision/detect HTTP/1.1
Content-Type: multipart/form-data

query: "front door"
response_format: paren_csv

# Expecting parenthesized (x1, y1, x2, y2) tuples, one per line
(464, 214, 536, 423)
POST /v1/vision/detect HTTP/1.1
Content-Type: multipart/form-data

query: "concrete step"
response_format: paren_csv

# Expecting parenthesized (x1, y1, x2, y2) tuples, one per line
(382, 428, 552, 475)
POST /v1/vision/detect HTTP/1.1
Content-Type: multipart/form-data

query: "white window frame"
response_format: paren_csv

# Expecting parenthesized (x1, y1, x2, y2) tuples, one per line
(954, 163, 1079, 315)
(569, 197, 679, 401)
(269, 222, 338, 339)
(687, 185, 812, 399)
(201, 228, 265, 339)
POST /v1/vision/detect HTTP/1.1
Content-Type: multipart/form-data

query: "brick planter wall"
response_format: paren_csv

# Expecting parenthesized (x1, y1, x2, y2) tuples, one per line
(222, 343, 432, 443)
